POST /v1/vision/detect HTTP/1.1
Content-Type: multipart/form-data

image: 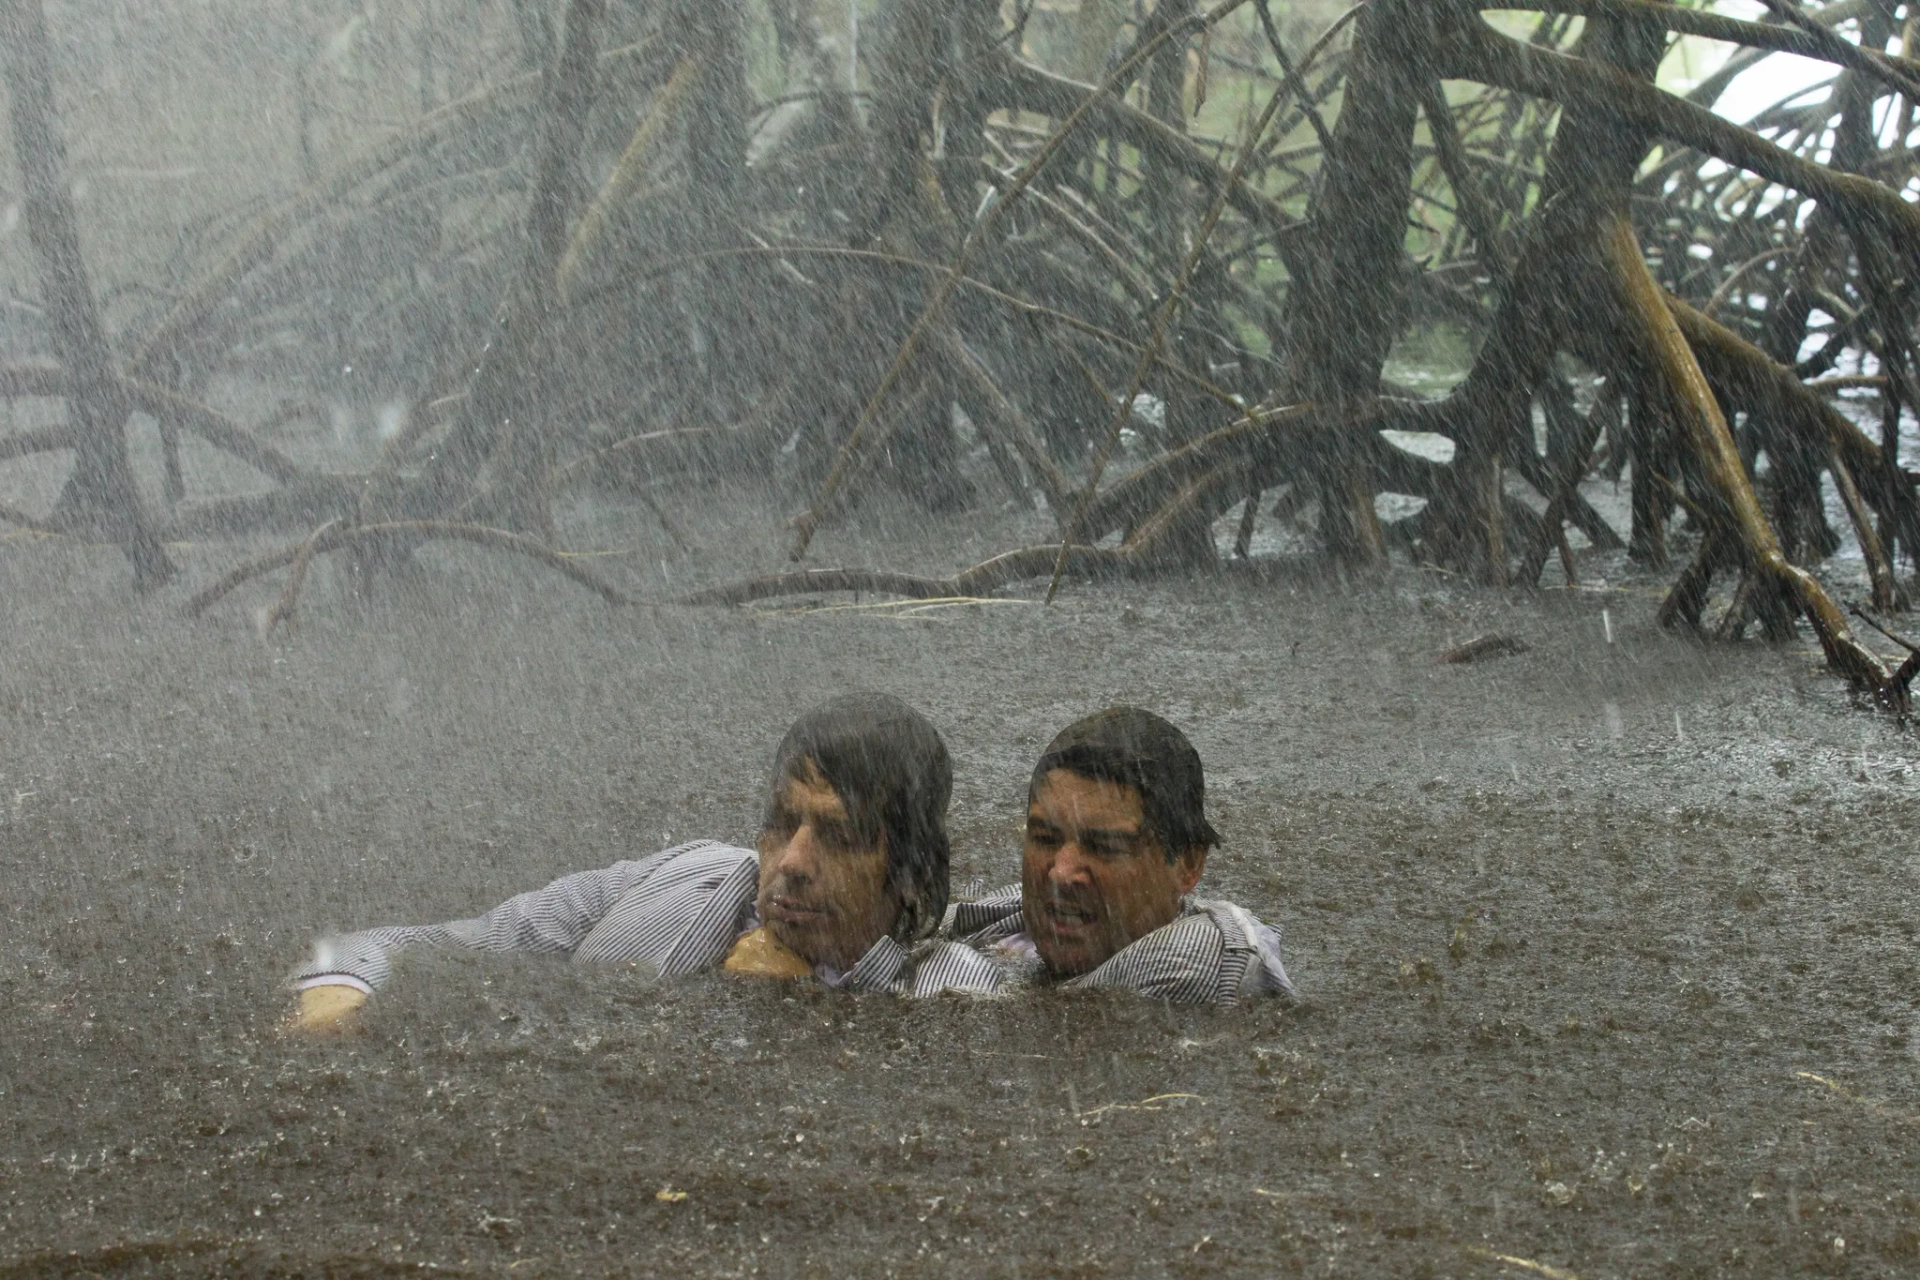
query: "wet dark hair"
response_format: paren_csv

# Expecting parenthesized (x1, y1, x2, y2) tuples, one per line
(1029, 707, 1220, 860)
(766, 693, 952, 941)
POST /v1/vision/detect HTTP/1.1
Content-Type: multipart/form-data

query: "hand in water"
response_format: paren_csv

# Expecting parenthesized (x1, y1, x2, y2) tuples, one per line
(722, 926, 814, 979)
(289, 983, 369, 1034)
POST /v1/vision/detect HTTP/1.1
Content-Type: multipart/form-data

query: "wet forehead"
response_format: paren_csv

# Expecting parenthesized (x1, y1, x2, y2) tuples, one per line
(1029, 769, 1144, 833)
(778, 768, 850, 821)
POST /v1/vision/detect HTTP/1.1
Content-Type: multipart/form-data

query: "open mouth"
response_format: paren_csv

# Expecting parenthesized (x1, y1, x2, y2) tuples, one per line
(1041, 901, 1099, 935)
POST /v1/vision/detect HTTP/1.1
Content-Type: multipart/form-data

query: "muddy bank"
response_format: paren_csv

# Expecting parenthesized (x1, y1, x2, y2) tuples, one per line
(2, 489, 1919, 1277)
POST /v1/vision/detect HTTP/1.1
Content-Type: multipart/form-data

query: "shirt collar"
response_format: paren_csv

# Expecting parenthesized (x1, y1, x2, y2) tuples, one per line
(824, 934, 911, 992)
(746, 911, 911, 992)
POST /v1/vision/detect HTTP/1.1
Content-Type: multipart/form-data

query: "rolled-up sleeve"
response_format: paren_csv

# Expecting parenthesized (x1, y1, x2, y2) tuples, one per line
(294, 851, 675, 991)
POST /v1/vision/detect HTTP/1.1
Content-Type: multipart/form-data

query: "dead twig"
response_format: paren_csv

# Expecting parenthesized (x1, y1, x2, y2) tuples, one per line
(680, 569, 959, 606)
(263, 519, 338, 634)
(1795, 1070, 1920, 1128)
(1464, 1247, 1585, 1280)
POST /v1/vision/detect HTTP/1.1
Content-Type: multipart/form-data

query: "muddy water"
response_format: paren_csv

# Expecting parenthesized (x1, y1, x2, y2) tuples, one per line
(2, 488, 1919, 1277)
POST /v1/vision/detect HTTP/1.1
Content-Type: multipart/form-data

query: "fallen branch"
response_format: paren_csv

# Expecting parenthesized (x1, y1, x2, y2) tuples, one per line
(1603, 214, 1906, 709)
(680, 544, 1132, 607)
(680, 569, 963, 606)
(0, 422, 76, 462)
(186, 521, 630, 618)
(1438, 633, 1529, 664)
(0, 501, 62, 535)
(123, 379, 309, 486)
(0, 361, 64, 398)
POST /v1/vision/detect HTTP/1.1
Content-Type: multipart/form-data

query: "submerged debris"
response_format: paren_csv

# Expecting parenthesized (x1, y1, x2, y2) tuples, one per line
(1437, 633, 1529, 665)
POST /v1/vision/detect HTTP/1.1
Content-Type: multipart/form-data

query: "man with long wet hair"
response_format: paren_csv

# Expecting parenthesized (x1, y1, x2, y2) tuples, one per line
(950, 707, 1293, 1005)
(291, 693, 996, 1031)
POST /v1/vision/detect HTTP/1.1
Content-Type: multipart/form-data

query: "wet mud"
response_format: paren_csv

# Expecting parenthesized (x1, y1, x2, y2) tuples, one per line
(3, 488, 1919, 1277)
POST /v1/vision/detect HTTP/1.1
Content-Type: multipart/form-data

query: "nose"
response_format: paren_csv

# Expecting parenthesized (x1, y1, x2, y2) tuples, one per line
(1048, 838, 1095, 889)
(772, 821, 821, 884)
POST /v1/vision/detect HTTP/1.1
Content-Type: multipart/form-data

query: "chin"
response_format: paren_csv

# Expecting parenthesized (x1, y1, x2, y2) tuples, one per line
(766, 920, 818, 962)
(1036, 939, 1098, 978)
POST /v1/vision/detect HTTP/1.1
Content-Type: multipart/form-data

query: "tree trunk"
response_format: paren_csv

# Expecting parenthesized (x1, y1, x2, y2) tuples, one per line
(1753, 38, 1886, 564)
(1279, 0, 1431, 564)
(0, 0, 174, 586)
(1427, 5, 1667, 581)
(417, 0, 607, 537)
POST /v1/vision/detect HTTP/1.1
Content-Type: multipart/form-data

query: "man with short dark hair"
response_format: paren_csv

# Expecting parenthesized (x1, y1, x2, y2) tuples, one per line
(949, 708, 1292, 1005)
(291, 693, 997, 1031)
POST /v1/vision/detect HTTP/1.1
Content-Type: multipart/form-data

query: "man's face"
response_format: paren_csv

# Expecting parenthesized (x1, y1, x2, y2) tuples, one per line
(757, 763, 897, 971)
(1022, 769, 1205, 976)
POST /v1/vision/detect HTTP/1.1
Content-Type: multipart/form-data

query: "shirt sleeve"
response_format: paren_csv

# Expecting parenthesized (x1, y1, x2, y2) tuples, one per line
(946, 884, 1023, 938)
(292, 845, 687, 991)
(908, 939, 1005, 996)
(1198, 900, 1296, 1002)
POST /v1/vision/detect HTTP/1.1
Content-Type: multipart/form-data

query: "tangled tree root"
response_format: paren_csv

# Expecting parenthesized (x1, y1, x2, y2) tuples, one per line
(186, 520, 631, 621)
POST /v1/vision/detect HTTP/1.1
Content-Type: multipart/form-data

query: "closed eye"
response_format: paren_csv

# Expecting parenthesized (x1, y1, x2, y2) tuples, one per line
(810, 819, 861, 853)
(1025, 822, 1064, 848)
(762, 805, 800, 843)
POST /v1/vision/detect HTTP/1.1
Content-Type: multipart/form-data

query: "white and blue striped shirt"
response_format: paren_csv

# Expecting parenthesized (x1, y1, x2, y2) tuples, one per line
(948, 885, 1294, 1005)
(296, 841, 1002, 998)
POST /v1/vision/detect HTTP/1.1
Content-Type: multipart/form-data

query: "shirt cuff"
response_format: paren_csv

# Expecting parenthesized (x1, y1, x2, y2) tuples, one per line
(297, 974, 373, 995)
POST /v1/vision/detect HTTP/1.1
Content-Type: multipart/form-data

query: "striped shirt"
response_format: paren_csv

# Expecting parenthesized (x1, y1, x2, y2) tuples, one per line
(947, 885, 1294, 1005)
(295, 840, 1002, 998)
